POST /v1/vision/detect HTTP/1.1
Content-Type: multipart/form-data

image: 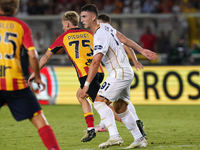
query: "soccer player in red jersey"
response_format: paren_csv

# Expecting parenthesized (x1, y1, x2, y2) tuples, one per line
(28, 11, 104, 142)
(0, 0, 60, 149)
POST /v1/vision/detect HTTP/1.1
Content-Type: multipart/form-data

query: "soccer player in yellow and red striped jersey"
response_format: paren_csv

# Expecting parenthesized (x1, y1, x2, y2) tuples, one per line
(28, 11, 104, 142)
(0, 0, 60, 149)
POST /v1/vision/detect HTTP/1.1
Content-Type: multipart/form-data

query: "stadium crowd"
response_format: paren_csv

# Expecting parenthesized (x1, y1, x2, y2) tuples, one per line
(17, 0, 200, 65)
(18, 0, 200, 15)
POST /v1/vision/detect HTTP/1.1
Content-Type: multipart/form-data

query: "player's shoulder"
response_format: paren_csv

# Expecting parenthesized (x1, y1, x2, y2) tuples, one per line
(62, 28, 93, 39)
(100, 22, 112, 28)
(98, 23, 116, 35)
(95, 23, 107, 36)
(67, 28, 93, 35)
(5, 16, 29, 29)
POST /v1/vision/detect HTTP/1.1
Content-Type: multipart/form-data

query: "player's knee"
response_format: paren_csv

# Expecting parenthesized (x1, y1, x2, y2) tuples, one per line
(114, 99, 128, 113)
(30, 113, 49, 129)
(117, 108, 129, 118)
(77, 96, 85, 104)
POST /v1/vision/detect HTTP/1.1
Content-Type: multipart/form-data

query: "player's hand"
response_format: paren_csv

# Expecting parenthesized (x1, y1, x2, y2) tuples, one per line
(141, 49, 157, 60)
(28, 73, 35, 86)
(80, 86, 89, 99)
(34, 77, 46, 92)
(134, 61, 144, 71)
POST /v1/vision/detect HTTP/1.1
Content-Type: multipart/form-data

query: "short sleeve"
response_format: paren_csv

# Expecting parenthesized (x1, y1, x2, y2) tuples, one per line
(48, 35, 63, 54)
(93, 31, 109, 56)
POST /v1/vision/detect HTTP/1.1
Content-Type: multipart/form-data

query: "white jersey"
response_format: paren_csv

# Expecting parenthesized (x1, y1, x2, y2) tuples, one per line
(93, 23, 133, 79)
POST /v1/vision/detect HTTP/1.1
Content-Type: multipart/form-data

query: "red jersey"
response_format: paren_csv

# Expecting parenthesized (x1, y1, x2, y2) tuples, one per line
(48, 28, 104, 78)
(0, 15, 35, 91)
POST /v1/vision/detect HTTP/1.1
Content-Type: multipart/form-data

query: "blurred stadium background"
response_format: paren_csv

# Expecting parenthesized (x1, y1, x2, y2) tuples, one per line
(18, 0, 200, 105)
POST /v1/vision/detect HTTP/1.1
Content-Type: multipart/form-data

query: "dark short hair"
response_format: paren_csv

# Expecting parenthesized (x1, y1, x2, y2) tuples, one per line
(81, 4, 98, 17)
(98, 14, 111, 24)
(0, 0, 19, 16)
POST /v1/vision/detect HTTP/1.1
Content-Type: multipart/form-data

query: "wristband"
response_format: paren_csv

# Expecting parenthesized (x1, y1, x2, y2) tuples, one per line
(84, 81, 90, 87)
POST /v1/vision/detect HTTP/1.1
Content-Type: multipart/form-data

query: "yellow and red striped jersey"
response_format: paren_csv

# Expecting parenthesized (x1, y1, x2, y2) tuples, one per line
(0, 15, 35, 91)
(48, 28, 104, 78)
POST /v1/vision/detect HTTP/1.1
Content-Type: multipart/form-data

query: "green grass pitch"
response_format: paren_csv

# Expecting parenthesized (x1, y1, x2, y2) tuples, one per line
(0, 105, 200, 150)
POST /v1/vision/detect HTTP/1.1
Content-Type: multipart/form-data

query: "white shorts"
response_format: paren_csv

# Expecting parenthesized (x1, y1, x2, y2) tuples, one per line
(97, 76, 133, 103)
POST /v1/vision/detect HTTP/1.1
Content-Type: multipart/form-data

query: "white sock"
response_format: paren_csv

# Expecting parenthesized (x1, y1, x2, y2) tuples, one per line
(128, 102, 139, 120)
(93, 101, 119, 137)
(99, 120, 106, 129)
(118, 109, 142, 140)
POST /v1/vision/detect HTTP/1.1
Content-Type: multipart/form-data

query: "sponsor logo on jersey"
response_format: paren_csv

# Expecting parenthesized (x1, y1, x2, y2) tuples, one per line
(94, 45, 103, 50)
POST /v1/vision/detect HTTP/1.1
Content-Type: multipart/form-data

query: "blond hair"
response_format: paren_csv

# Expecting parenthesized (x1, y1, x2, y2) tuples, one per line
(62, 11, 79, 26)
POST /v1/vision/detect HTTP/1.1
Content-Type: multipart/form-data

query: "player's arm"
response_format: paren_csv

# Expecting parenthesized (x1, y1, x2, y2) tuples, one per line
(28, 34, 62, 86)
(39, 50, 54, 69)
(27, 50, 46, 91)
(28, 50, 54, 86)
(86, 53, 103, 83)
(123, 45, 143, 71)
(116, 31, 157, 60)
(80, 53, 103, 99)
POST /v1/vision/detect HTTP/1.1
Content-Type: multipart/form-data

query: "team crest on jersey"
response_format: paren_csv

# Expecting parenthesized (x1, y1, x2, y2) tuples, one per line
(94, 45, 103, 50)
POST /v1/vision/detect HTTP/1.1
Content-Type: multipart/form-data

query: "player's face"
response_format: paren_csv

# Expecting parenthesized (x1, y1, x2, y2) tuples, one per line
(80, 11, 93, 29)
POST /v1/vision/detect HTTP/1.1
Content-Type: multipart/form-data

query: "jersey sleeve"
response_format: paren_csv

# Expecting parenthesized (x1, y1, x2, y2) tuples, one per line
(93, 30, 109, 56)
(22, 22, 35, 51)
(48, 35, 64, 54)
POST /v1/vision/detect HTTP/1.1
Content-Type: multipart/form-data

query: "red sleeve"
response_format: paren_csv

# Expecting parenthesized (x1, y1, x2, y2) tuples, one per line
(48, 35, 64, 54)
(21, 21, 35, 51)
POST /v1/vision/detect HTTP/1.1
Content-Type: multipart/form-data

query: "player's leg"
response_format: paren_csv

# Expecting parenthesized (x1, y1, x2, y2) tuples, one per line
(94, 96, 123, 149)
(94, 120, 107, 132)
(30, 113, 60, 150)
(77, 88, 96, 142)
(94, 77, 126, 148)
(115, 84, 147, 149)
(128, 102, 147, 139)
(78, 75, 97, 142)
(6, 88, 60, 150)
(127, 102, 139, 120)
(77, 88, 94, 130)
(114, 100, 147, 149)
(95, 103, 123, 132)
(79, 73, 105, 142)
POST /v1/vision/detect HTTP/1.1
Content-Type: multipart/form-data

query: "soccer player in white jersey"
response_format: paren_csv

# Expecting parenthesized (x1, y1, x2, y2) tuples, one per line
(80, 4, 157, 149)
(95, 13, 147, 139)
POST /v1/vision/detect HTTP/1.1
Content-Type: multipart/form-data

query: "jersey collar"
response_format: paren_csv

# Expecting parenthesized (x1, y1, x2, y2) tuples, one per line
(95, 24, 100, 34)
